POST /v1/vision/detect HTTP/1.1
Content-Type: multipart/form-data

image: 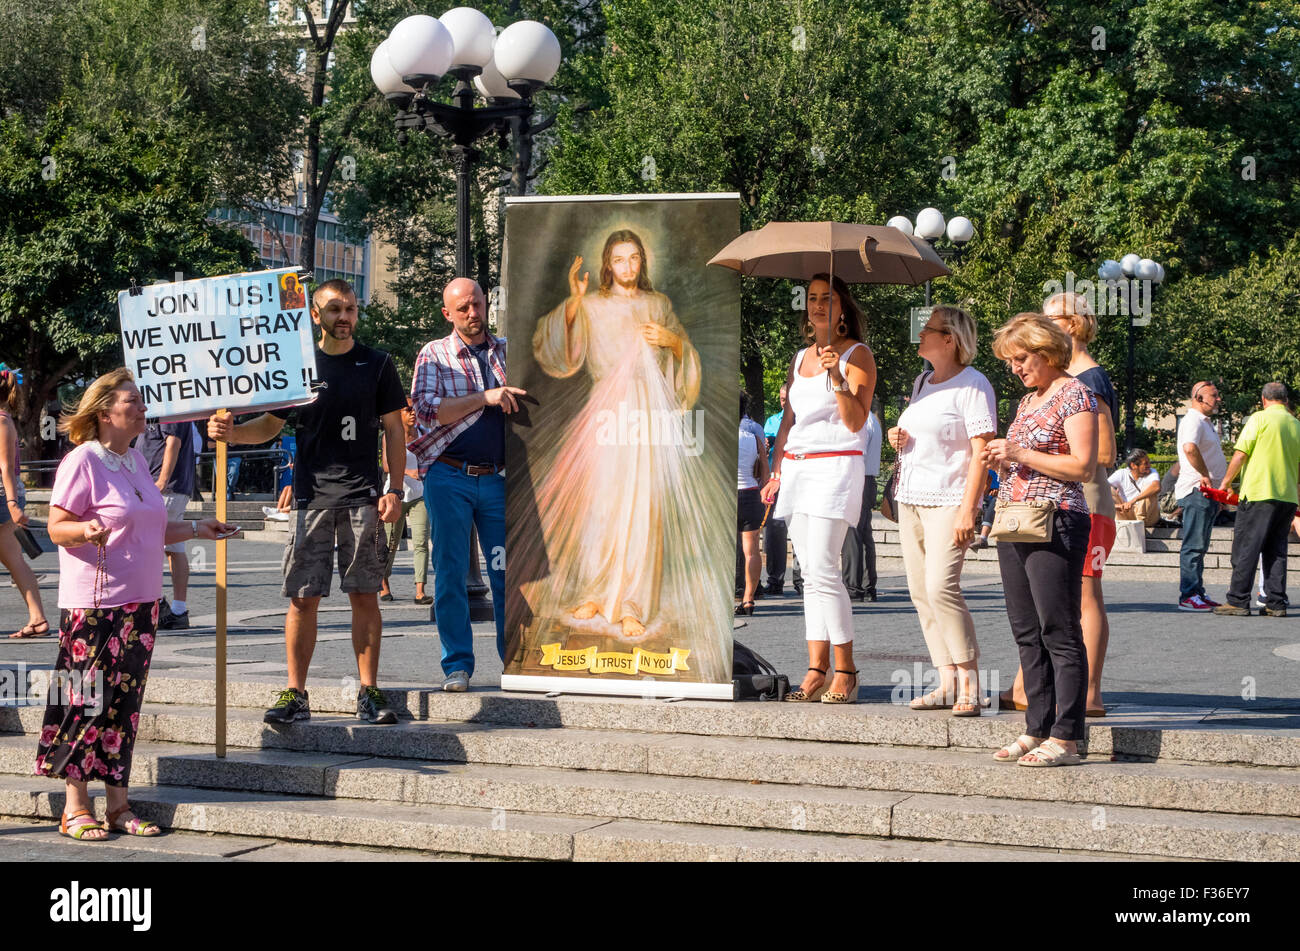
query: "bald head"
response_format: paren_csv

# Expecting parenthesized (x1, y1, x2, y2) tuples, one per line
(442, 278, 487, 344)
(443, 277, 482, 308)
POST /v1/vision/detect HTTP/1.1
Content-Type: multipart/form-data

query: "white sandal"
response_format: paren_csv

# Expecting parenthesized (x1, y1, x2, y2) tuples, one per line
(993, 735, 1039, 763)
(1017, 739, 1082, 767)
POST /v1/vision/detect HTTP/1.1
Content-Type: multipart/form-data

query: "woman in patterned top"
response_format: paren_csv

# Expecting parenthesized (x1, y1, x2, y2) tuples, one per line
(982, 313, 1098, 766)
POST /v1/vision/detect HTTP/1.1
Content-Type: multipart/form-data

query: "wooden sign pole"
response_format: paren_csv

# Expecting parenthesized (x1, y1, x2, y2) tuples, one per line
(215, 416, 227, 759)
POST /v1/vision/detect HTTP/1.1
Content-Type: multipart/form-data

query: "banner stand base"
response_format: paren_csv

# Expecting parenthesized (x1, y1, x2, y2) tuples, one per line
(501, 675, 734, 701)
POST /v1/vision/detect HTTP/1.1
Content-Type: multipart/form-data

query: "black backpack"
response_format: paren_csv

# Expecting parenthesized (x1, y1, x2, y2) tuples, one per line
(732, 640, 788, 701)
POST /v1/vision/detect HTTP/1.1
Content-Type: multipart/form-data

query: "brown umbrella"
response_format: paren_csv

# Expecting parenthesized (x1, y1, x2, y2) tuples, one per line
(707, 221, 949, 287)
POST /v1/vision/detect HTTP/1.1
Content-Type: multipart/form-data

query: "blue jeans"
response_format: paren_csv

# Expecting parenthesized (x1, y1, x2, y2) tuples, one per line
(1177, 490, 1220, 601)
(424, 464, 506, 677)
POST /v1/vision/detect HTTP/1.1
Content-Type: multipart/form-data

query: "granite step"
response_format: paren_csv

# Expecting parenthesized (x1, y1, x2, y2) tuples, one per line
(0, 774, 1130, 862)
(0, 736, 1285, 859)
(133, 676, 1300, 768)
(0, 817, 460, 862)
(6, 705, 1299, 819)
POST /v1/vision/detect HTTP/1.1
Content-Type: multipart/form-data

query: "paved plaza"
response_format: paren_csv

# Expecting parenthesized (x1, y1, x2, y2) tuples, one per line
(3, 538, 1298, 719)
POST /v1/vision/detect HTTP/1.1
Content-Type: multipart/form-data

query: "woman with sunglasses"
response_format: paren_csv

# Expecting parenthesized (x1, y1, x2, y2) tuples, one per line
(888, 306, 997, 716)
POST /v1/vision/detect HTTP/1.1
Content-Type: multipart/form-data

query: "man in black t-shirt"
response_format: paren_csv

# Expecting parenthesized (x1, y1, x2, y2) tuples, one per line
(136, 421, 197, 628)
(208, 279, 407, 725)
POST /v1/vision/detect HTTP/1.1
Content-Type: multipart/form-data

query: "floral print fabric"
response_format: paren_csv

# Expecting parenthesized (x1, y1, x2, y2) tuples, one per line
(35, 600, 157, 787)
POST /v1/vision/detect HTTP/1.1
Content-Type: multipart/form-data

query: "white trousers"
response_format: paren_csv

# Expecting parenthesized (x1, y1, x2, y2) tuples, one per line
(788, 513, 854, 645)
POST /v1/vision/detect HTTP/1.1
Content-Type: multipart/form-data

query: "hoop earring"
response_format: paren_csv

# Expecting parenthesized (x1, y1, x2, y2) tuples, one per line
(804, 320, 816, 341)
(837, 315, 848, 337)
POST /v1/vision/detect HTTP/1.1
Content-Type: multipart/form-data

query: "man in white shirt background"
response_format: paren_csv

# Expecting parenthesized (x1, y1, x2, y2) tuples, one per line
(842, 401, 883, 601)
(1175, 381, 1228, 611)
(1109, 448, 1161, 528)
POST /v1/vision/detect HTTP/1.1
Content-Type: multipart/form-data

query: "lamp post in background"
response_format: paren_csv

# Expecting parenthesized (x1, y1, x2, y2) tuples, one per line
(1098, 254, 1165, 452)
(371, 8, 561, 611)
(888, 208, 973, 307)
(888, 208, 973, 352)
(371, 9, 561, 273)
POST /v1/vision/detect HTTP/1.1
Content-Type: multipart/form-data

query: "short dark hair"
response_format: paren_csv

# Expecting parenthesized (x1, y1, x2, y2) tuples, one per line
(311, 278, 356, 310)
(1125, 448, 1149, 466)
(1262, 381, 1289, 404)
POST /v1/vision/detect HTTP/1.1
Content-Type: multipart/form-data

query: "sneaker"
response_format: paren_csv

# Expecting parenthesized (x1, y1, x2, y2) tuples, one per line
(1199, 596, 1221, 607)
(1178, 596, 1212, 612)
(356, 685, 398, 724)
(442, 670, 470, 693)
(1262, 606, 1288, 617)
(157, 608, 189, 630)
(264, 688, 310, 723)
(1212, 604, 1251, 617)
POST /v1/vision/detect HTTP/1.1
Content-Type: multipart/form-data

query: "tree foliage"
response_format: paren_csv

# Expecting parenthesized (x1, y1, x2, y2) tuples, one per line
(0, 0, 301, 447)
(541, 0, 1300, 429)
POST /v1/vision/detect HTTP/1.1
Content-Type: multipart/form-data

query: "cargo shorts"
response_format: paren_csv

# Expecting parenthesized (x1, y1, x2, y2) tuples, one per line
(281, 505, 386, 598)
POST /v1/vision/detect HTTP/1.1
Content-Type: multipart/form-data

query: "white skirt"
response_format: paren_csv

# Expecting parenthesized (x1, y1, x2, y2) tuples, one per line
(773, 453, 865, 525)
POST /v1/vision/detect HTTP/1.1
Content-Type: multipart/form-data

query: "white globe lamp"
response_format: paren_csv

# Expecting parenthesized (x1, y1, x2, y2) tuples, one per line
(439, 7, 497, 71)
(946, 215, 974, 244)
(370, 40, 414, 94)
(493, 20, 561, 87)
(914, 207, 946, 241)
(386, 15, 454, 84)
(886, 215, 913, 236)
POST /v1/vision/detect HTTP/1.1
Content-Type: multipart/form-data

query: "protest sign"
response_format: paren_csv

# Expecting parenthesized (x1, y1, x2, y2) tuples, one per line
(117, 267, 316, 421)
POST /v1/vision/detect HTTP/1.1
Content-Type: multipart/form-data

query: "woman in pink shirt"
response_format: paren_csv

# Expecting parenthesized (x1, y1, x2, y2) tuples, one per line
(35, 369, 234, 841)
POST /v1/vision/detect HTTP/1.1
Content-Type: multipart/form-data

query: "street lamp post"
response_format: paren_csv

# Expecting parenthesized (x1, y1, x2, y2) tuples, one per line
(887, 208, 973, 307)
(1098, 254, 1165, 452)
(372, 10, 561, 272)
(372, 10, 561, 610)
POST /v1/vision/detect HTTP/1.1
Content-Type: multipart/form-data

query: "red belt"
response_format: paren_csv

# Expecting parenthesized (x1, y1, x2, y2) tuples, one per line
(783, 450, 863, 461)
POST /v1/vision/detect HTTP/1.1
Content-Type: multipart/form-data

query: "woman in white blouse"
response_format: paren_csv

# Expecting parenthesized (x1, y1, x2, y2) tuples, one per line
(888, 306, 997, 716)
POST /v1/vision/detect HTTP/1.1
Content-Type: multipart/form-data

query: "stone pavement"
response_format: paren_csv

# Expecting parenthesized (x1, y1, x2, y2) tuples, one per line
(3, 539, 1299, 718)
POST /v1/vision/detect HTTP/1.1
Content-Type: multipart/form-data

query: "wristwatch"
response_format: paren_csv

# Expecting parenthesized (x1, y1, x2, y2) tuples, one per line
(832, 378, 850, 393)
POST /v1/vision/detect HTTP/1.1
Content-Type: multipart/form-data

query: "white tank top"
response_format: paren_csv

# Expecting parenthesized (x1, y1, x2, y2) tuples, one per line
(784, 343, 871, 455)
(737, 427, 761, 489)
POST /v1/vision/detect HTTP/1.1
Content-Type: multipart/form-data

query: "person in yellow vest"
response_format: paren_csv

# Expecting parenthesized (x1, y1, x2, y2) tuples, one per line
(1214, 382, 1300, 617)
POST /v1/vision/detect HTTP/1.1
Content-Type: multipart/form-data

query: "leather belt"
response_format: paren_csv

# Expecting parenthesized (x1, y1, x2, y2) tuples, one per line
(436, 456, 503, 476)
(783, 450, 864, 461)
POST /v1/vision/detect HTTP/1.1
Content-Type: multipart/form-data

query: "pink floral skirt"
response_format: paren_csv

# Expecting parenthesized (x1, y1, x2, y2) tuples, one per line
(34, 600, 158, 787)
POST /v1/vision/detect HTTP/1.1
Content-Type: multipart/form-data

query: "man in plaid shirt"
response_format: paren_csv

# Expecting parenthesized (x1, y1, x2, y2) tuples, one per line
(411, 277, 527, 691)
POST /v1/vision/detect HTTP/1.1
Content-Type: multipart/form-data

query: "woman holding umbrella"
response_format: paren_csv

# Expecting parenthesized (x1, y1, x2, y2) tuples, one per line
(762, 274, 876, 703)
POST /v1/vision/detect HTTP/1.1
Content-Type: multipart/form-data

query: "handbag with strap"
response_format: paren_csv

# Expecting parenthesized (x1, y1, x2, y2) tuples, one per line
(732, 640, 789, 701)
(879, 466, 899, 522)
(880, 370, 933, 523)
(990, 499, 1057, 542)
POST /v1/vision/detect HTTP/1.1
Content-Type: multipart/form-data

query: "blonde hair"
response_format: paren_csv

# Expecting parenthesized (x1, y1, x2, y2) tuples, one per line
(1043, 291, 1097, 345)
(58, 367, 135, 446)
(930, 305, 978, 365)
(992, 312, 1073, 371)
